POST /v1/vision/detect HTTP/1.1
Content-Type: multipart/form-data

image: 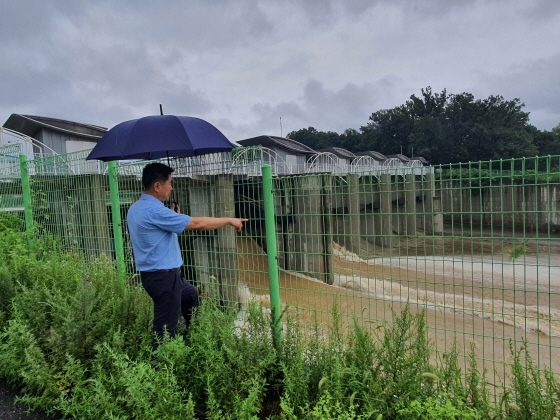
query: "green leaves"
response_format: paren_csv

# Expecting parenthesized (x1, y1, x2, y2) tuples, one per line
(1, 222, 560, 419)
(397, 397, 482, 420)
(289, 87, 555, 165)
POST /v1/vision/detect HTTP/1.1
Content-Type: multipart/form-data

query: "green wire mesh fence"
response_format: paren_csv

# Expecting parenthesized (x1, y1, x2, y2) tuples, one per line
(0, 143, 24, 222)
(1, 147, 559, 390)
(24, 150, 111, 257)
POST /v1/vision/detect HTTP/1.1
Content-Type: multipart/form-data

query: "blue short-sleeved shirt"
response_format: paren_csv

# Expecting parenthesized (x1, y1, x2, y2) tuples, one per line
(127, 194, 191, 272)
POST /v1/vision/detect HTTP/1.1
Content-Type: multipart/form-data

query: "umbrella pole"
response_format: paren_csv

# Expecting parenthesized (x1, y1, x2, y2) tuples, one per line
(160, 104, 175, 208)
(160, 106, 177, 211)
(166, 151, 177, 210)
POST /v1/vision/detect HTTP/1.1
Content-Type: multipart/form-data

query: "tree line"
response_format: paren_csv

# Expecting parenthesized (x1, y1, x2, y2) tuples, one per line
(287, 87, 560, 165)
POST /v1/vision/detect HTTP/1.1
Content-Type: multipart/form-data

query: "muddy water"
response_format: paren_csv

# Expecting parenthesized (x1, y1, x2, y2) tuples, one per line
(236, 237, 560, 380)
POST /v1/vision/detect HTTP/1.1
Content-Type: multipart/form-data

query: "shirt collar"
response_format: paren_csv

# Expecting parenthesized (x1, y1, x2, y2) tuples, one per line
(140, 193, 164, 206)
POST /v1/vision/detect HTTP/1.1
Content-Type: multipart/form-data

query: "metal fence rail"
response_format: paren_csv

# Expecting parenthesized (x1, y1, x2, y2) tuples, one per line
(1, 150, 559, 389)
(0, 143, 23, 217)
(21, 150, 112, 257)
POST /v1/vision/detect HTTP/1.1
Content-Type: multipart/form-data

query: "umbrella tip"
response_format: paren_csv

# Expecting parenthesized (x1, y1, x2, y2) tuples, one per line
(159, 104, 163, 115)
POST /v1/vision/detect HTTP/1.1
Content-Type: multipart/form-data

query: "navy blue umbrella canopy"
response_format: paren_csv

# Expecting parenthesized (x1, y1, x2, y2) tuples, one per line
(86, 115, 236, 162)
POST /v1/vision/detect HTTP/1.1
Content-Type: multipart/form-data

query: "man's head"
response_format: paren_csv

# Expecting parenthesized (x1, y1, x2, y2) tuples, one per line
(142, 163, 174, 202)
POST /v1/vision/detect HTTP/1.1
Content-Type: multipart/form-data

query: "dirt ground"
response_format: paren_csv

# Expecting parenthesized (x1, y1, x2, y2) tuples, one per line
(236, 236, 560, 384)
(0, 383, 58, 420)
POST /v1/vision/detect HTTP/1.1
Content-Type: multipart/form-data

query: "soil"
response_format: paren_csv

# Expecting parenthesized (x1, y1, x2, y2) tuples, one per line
(0, 383, 58, 420)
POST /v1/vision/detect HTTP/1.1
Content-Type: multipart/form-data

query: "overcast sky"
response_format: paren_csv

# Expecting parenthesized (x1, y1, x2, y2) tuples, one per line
(1, 0, 559, 142)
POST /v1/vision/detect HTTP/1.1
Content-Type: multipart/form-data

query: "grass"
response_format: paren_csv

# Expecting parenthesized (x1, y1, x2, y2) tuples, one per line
(0, 213, 559, 419)
(509, 244, 527, 261)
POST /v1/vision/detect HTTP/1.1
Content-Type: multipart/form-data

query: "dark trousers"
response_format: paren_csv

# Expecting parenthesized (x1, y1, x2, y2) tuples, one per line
(140, 269, 199, 349)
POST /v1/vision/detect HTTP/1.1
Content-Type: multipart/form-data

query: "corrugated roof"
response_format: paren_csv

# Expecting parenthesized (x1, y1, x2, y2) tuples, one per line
(237, 135, 317, 154)
(354, 151, 387, 161)
(316, 147, 356, 159)
(2, 114, 107, 140)
(386, 154, 410, 162)
(410, 156, 429, 165)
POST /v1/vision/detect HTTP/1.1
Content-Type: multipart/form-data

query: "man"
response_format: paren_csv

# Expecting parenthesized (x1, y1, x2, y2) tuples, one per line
(127, 162, 246, 349)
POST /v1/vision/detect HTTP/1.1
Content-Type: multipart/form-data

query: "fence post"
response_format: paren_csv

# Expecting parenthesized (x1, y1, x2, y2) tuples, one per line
(262, 164, 283, 351)
(108, 161, 126, 281)
(19, 154, 34, 251)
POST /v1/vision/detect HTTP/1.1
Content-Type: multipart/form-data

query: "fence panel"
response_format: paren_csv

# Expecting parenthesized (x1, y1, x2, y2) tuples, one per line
(435, 156, 560, 380)
(25, 150, 113, 258)
(4, 149, 560, 390)
(0, 143, 24, 221)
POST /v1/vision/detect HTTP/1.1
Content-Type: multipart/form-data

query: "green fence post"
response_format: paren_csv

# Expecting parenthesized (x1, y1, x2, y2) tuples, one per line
(262, 164, 283, 351)
(19, 154, 34, 251)
(108, 161, 126, 281)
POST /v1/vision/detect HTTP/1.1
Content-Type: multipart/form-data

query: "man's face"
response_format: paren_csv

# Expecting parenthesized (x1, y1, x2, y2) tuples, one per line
(153, 176, 173, 202)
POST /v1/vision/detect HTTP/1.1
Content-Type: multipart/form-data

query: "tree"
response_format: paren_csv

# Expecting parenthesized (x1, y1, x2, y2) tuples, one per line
(287, 88, 552, 164)
(287, 127, 342, 150)
(534, 123, 560, 156)
(360, 87, 538, 164)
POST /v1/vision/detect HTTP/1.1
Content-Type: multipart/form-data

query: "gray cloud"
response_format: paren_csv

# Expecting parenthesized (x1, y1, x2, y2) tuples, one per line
(522, 0, 560, 21)
(472, 53, 560, 129)
(238, 76, 404, 140)
(1, 0, 559, 143)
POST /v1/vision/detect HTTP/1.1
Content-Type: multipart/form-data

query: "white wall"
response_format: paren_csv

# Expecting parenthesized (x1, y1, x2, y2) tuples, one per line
(65, 140, 97, 153)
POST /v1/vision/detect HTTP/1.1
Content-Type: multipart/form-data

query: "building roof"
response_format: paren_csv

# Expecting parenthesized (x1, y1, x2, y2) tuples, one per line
(385, 154, 411, 163)
(410, 156, 429, 165)
(354, 151, 387, 161)
(316, 147, 356, 160)
(2, 114, 107, 140)
(237, 135, 317, 154)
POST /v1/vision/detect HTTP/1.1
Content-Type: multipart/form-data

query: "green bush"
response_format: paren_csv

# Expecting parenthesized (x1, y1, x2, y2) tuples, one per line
(397, 397, 481, 419)
(53, 341, 197, 419)
(1, 220, 560, 419)
(0, 265, 15, 317)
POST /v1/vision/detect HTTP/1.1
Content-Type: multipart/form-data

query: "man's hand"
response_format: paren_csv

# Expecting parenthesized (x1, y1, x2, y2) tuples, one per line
(186, 217, 248, 231)
(229, 218, 248, 232)
(171, 202, 180, 213)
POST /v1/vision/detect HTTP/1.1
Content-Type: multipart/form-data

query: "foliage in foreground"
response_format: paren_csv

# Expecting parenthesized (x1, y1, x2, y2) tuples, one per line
(0, 214, 560, 419)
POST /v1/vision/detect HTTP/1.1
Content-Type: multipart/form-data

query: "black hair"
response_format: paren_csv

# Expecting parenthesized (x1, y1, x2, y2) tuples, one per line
(142, 163, 174, 190)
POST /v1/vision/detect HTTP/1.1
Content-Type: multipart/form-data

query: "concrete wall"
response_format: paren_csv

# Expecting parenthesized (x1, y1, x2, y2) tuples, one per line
(439, 181, 560, 233)
(235, 175, 334, 285)
(358, 175, 383, 248)
(289, 175, 334, 284)
(329, 173, 442, 254)
(183, 176, 239, 307)
(30, 174, 113, 256)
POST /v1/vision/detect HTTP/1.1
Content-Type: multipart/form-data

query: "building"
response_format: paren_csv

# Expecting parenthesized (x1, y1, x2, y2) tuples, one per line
(2, 114, 107, 158)
(236, 135, 317, 175)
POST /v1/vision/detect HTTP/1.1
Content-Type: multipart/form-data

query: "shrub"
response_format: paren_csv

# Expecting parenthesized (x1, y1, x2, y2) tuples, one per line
(1, 222, 560, 419)
(397, 397, 481, 419)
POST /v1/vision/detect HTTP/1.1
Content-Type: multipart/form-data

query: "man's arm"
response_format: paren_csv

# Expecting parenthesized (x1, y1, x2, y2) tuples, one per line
(186, 217, 248, 232)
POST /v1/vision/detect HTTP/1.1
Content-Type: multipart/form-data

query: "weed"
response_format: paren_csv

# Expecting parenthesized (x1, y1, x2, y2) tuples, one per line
(397, 397, 482, 419)
(509, 244, 526, 260)
(1, 221, 560, 419)
(504, 340, 560, 419)
(0, 265, 15, 316)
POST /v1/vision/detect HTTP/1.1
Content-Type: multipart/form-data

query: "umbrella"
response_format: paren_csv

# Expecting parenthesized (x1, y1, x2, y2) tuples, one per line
(86, 115, 236, 162)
